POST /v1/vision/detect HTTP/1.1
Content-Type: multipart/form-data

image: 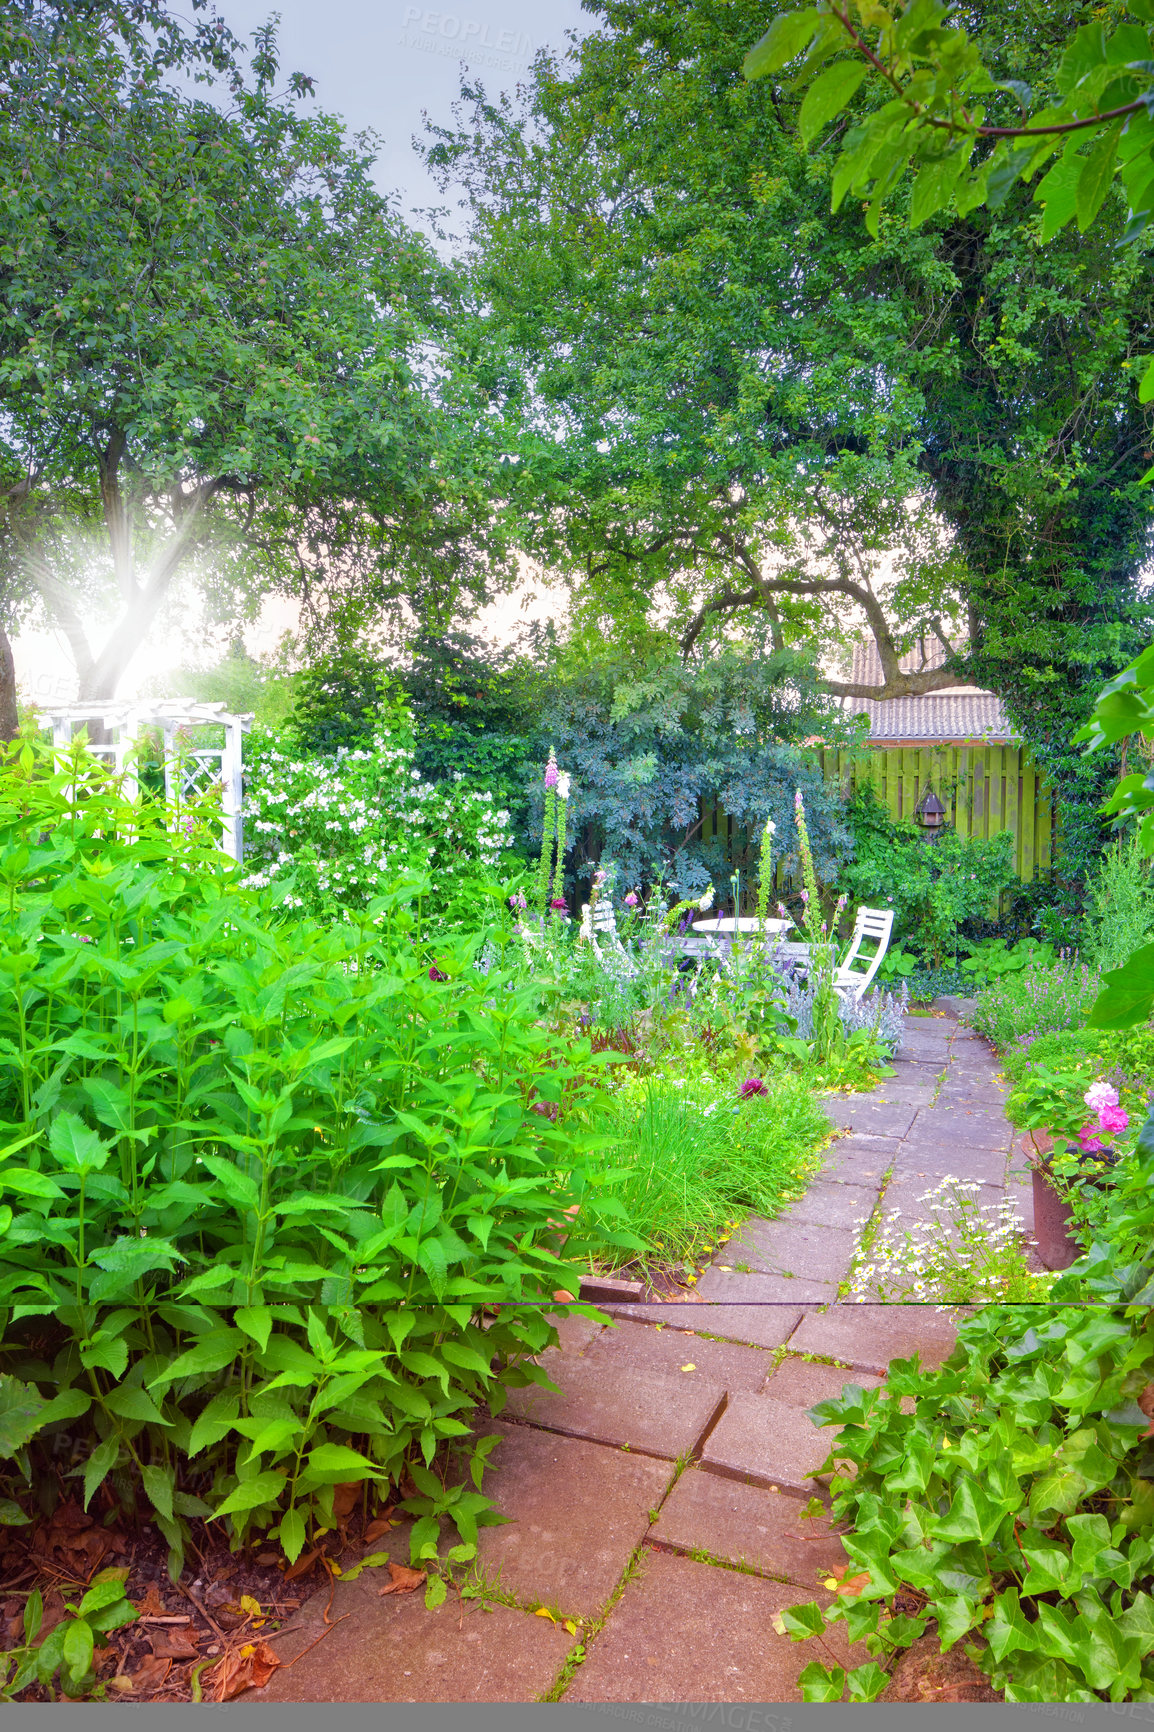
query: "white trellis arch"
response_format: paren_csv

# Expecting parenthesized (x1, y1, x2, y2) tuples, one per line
(36, 700, 252, 862)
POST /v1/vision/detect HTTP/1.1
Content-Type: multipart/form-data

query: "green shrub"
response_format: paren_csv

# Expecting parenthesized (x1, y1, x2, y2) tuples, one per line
(838, 788, 1017, 966)
(582, 1070, 827, 1273)
(970, 958, 1100, 1053)
(0, 740, 610, 1584)
(1083, 833, 1154, 975)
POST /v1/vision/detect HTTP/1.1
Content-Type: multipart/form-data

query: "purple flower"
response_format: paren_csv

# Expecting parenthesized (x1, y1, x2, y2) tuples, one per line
(740, 1077, 768, 1099)
(549, 897, 568, 913)
(799, 888, 809, 906)
(593, 869, 607, 888)
(624, 891, 640, 908)
(794, 789, 803, 812)
(544, 751, 558, 789)
(428, 965, 449, 982)
(509, 892, 527, 910)
(777, 901, 788, 919)
(1077, 1123, 1103, 1154)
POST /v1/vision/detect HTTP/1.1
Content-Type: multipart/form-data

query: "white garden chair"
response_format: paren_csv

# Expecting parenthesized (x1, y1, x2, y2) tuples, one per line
(578, 898, 639, 979)
(832, 906, 894, 1003)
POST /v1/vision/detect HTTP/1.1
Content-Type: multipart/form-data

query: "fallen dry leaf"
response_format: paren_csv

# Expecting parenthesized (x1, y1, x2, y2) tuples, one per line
(210, 1639, 281, 1701)
(827, 1564, 872, 1598)
(377, 1560, 426, 1597)
(254, 1551, 280, 1568)
(332, 1481, 362, 1522)
(136, 1584, 167, 1618)
(362, 1513, 395, 1545)
(109, 1674, 134, 1694)
(131, 1654, 172, 1693)
(284, 1547, 324, 1583)
(149, 1626, 200, 1661)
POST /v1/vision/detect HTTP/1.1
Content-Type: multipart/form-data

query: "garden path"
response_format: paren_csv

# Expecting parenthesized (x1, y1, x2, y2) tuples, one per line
(248, 1011, 1020, 1704)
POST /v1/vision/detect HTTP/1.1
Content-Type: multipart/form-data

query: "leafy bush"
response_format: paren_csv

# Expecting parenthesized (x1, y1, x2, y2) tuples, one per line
(838, 788, 1017, 966)
(582, 1071, 827, 1273)
(0, 742, 608, 1583)
(970, 957, 1100, 1053)
(1083, 833, 1154, 975)
(779, 1304, 1154, 1703)
(241, 728, 514, 926)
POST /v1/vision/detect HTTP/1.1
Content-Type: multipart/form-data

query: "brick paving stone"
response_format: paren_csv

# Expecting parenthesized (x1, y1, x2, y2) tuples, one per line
(650, 1468, 849, 1585)
(471, 1421, 673, 1618)
(762, 1355, 882, 1407)
(694, 1264, 839, 1327)
(871, 1080, 940, 1106)
(699, 1391, 848, 1495)
(565, 1550, 867, 1702)
(248, 1567, 572, 1702)
(888, 1058, 948, 1080)
(787, 1304, 958, 1375)
(821, 1097, 920, 1138)
(505, 1358, 724, 1459)
(580, 1317, 776, 1392)
(548, 1312, 607, 1357)
(905, 1111, 1012, 1151)
(726, 1218, 858, 1284)
(778, 1180, 880, 1231)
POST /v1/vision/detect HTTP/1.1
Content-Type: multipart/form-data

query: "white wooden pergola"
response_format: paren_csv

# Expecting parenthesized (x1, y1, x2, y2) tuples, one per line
(36, 700, 252, 862)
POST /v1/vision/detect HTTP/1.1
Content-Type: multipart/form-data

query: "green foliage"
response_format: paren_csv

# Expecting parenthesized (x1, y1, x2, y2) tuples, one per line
(240, 728, 514, 929)
(970, 957, 1101, 1053)
(957, 936, 1055, 990)
(838, 789, 1017, 965)
(1083, 833, 1154, 975)
(780, 1304, 1154, 1702)
(745, 2, 1154, 246)
(583, 1070, 827, 1274)
(2, 1571, 137, 1701)
(0, 738, 609, 1581)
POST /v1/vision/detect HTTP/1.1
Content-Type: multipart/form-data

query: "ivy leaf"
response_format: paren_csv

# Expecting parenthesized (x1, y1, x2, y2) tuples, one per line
(798, 1660, 846, 1701)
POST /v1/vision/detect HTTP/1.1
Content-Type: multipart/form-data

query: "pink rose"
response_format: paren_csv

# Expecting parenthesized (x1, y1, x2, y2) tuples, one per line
(1098, 1103, 1130, 1137)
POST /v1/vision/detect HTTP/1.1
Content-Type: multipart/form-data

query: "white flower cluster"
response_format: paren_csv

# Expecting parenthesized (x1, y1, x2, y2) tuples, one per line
(847, 1176, 1055, 1307)
(240, 730, 513, 919)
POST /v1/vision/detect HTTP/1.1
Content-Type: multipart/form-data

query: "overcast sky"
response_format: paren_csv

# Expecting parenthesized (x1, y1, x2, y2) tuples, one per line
(219, 0, 592, 231)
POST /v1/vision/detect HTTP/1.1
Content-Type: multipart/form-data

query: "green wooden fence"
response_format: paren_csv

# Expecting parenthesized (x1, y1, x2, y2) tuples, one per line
(701, 742, 1055, 889)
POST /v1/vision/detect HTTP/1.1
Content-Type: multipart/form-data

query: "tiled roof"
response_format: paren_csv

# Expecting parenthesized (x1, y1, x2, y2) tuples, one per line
(841, 637, 1014, 744)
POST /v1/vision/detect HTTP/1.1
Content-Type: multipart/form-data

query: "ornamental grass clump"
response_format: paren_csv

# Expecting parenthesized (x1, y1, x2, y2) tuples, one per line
(0, 738, 610, 1589)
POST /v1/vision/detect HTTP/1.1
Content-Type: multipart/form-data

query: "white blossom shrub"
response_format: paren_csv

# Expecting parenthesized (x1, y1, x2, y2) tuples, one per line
(241, 729, 514, 922)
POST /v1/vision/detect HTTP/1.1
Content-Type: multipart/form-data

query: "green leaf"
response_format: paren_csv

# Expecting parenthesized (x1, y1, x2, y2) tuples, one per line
(303, 1442, 384, 1484)
(61, 1617, 94, 1683)
(148, 1329, 245, 1387)
(799, 62, 868, 147)
(188, 1391, 240, 1456)
(213, 1470, 287, 1519)
(141, 1462, 175, 1523)
(744, 10, 822, 80)
(83, 1436, 119, 1510)
(197, 1153, 260, 1215)
(235, 1306, 274, 1352)
(49, 1110, 110, 1175)
(278, 1506, 307, 1564)
(846, 1660, 889, 1702)
(987, 1589, 1041, 1664)
(1076, 122, 1124, 232)
(103, 1386, 169, 1427)
(0, 1167, 64, 1200)
(440, 1340, 493, 1378)
(780, 1599, 827, 1640)
(0, 1374, 45, 1456)
(424, 1572, 448, 1609)
(798, 1660, 846, 1701)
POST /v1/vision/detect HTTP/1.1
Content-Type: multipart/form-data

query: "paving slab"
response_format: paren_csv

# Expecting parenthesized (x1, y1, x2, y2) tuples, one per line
(878, 1174, 1005, 1229)
(893, 1145, 1009, 1185)
(505, 1358, 723, 1459)
(547, 1311, 607, 1357)
(905, 1111, 1012, 1151)
(700, 1391, 850, 1495)
(762, 1355, 882, 1407)
(777, 1179, 880, 1232)
(820, 1137, 898, 1187)
(248, 1565, 572, 1702)
(787, 1304, 958, 1375)
(565, 1549, 866, 1702)
(693, 1267, 839, 1345)
(726, 1218, 858, 1284)
(888, 1058, 948, 1080)
(580, 1317, 776, 1393)
(870, 1080, 940, 1106)
(650, 1468, 849, 1585)
(471, 1421, 674, 1618)
(821, 1096, 920, 1138)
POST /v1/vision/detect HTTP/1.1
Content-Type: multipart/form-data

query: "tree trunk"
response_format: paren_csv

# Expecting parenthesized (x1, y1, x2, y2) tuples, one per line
(0, 622, 19, 742)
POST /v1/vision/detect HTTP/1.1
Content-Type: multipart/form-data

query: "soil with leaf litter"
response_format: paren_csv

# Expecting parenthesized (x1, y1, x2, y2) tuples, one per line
(0, 1479, 405, 1703)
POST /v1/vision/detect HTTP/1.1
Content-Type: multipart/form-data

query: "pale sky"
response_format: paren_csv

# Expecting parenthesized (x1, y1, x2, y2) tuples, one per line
(22, 0, 590, 704)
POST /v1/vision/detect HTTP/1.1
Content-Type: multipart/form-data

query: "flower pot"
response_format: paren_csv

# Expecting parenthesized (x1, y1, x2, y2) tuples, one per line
(1020, 1131, 1081, 1271)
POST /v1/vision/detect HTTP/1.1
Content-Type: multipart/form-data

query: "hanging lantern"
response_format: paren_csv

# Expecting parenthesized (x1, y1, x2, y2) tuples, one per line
(915, 785, 946, 832)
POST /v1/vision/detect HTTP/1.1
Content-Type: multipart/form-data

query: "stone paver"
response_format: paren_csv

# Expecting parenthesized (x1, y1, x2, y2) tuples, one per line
(762, 1354, 882, 1406)
(700, 1391, 848, 1495)
(581, 1318, 776, 1391)
(893, 1145, 1009, 1185)
(906, 1111, 1012, 1151)
(821, 1097, 920, 1138)
(727, 1218, 858, 1283)
(505, 1358, 724, 1458)
(566, 1550, 867, 1702)
(250, 1567, 572, 1702)
(787, 1303, 959, 1375)
(694, 1265, 839, 1327)
(879, 1173, 1005, 1226)
(820, 1136, 899, 1186)
(779, 1179, 880, 1231)
(471, 1421, 674, 1618)
(651, 1468, 848, 1585)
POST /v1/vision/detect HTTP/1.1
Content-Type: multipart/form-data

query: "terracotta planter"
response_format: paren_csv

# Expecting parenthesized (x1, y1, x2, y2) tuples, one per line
(1020, 1130, 1081, 1271)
